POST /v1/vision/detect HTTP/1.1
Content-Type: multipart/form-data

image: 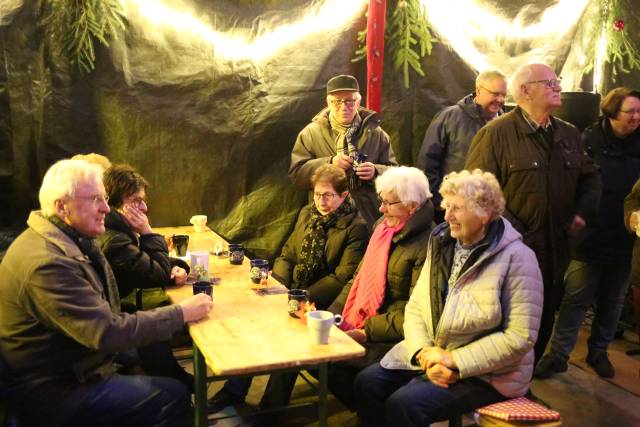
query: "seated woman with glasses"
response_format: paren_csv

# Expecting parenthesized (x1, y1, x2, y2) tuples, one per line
(208, 164, 369, 412)
(272, 163, 369, 308)
(98, 164, 189, 307)
(353, 170, 543, 427)
(97, 164, 194, 389)
(253, 166, 434, 421)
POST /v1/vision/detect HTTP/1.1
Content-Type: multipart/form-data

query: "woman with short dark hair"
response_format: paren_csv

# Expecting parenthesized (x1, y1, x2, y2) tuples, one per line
(99, 164, 189, 303)
(97, 164, 193, 389)
(536, 87, 640, 379)
(271, 163, 368, 308)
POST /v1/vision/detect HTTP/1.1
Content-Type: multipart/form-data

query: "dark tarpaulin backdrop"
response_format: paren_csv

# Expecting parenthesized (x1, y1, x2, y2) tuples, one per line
(1, 0, 639, 261)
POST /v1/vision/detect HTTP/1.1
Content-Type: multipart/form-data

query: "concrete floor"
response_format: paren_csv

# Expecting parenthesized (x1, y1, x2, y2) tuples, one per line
(194, 328, 640, 427)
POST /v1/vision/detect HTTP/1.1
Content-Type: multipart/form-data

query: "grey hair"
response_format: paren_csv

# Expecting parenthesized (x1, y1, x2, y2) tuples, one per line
(439, 169, 505, 220)
(375, 166, 432, 207)
(39, 159, 104, 217)
(476, 70, 506, 88)
(508, 64, 538, 103)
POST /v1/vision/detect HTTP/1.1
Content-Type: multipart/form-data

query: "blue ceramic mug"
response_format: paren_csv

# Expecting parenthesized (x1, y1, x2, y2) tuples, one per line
(192, 281, 213, 297)
(228, 244, 244, 265)
(250, 259, 269, 284)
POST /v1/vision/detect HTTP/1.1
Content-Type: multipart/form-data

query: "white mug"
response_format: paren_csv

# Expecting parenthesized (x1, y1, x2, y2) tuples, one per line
(306, 310, 342, 345)
(190, 215, 208, 232)
(190, 251, 209, 279)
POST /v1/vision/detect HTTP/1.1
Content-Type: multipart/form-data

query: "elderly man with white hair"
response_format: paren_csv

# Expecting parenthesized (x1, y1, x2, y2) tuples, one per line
(417, 70, 507, 218)
(289, 74, 398, 229)
(465, 63, 601, 362)
(0, 159, 213, 427)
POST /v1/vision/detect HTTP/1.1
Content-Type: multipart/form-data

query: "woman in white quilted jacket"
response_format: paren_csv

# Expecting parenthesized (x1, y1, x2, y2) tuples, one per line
(353, 169, 544, 427)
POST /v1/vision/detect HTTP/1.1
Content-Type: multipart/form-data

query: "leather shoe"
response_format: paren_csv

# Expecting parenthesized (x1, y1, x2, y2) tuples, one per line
(586, 350, 615, 378)
(207, 389, 245, 413)
(533, 353, 567, 379)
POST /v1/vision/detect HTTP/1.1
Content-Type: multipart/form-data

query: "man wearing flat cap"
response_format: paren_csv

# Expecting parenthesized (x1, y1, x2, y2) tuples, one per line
(289, 74, 398, 228)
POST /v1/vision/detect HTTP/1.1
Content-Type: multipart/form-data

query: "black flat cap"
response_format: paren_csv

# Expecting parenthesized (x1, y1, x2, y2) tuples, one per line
(327, 75, 359, 94)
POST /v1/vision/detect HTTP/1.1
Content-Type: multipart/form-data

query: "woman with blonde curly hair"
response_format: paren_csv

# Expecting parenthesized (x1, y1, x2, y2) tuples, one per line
(354, 169, 544, 427)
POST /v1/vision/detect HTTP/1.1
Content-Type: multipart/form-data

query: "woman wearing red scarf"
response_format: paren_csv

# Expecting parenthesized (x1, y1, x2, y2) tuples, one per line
(256, 167, 434, 420)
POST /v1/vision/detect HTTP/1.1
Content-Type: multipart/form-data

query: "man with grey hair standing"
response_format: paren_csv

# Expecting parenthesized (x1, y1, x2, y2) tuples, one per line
(0, 159, 213, 427)
(417, 70, 507, 220)
(289, 74, 398, 228)
(465, 63, 601, 363)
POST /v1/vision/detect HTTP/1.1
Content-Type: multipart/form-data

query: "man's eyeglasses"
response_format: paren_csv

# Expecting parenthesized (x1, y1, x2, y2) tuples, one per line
(329, 98, 357, 108)
(75, 194, 109, 205)
(525, 78, 562, 89)
(377, 195, 402, 207)
(314, 192, 338, 201)
(620, 109, 640, 115)
(479, 86, 506, 98)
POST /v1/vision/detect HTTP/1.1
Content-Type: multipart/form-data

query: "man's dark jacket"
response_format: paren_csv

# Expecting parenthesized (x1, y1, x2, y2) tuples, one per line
(465, 107, 602, 279)
(0, 212, 184, 425)
(417, 93, 494, 205)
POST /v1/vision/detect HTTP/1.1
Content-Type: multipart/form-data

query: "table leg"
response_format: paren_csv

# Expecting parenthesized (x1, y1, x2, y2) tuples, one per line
(193, 343, 207, 427)
(318, 362, 328, 427)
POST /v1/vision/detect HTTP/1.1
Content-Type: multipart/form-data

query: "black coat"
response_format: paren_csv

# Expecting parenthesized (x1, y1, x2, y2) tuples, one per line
(271, 203, 368, 309)
(576, 118, 640, 263)
(97, 210, 189, 299)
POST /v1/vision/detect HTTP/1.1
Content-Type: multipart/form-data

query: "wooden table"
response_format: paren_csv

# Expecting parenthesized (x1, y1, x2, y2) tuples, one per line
(157, 226, 365, 427)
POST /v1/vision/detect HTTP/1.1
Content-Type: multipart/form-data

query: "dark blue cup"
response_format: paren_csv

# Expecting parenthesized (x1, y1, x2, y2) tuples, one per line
(250, 259, 269, 284)
(287, 289, 309, 318)
(192, 281, 213, 297)
(228, 244, 244, 265)
(172, 234, 189, 257)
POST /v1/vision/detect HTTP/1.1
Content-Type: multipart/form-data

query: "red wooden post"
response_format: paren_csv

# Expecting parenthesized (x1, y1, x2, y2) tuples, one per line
(366, 0, 386, 113)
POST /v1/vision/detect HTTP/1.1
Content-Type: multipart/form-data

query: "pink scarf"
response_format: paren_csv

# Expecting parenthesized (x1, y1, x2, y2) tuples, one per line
(340, 219, 407, 331)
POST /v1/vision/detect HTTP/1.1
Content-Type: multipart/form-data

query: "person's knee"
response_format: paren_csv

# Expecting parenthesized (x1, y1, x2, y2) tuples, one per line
(385, 391, 412, 425)
(146, 376, 191, 425)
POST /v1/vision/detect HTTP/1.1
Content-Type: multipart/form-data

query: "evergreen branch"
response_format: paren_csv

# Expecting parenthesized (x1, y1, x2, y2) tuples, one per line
(42, 0, 125, 75)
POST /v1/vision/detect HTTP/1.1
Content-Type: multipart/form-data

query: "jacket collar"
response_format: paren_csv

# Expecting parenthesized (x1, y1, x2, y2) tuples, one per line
(104, 209, 137, 241)
(431, 216, 520, 261)
(27, 211, 87, 261)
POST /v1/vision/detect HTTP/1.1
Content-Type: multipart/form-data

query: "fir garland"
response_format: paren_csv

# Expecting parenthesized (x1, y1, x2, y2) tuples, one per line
(584, 0, 640, 79)
(354, 0, 436, 89)
(42, 0, 125, 75)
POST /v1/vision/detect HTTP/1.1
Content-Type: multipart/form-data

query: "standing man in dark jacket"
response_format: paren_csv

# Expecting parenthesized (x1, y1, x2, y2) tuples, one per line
(0, 159, 212, 427)
(289, 74, 398, 228)
(465, 63, 602, 362)
(417, 70, 507, 220)
(535, 87, 640, 379)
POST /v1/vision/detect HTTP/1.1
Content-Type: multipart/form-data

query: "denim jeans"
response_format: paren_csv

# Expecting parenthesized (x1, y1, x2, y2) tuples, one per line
(69, 374, 191, 427)
(353, 364, 505, 427)
(550, 260, 630, 359)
